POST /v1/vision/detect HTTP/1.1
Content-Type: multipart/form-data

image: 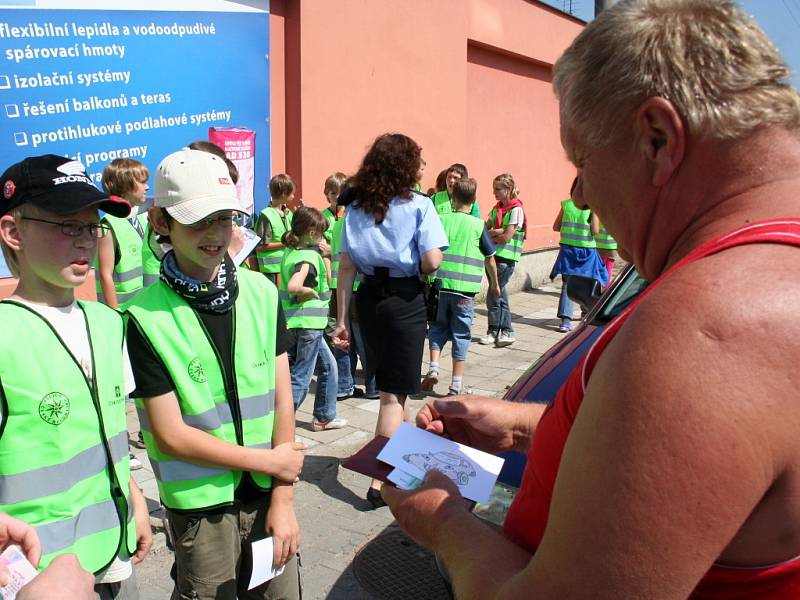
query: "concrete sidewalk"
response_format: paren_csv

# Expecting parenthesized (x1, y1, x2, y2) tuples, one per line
(131, 282, 569, 599)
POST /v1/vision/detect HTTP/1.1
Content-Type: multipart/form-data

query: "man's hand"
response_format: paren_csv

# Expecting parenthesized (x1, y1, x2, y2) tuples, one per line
(331, 323, 350, 351)
(0, 513, 40, 570)
(17, 554, 94, 600)
(266, 502, 300, 569)
(267, 442, 306, 483)
(381, 471, 470, 550)
(416, 395, 538, 454)
(129, 482, 153, 564)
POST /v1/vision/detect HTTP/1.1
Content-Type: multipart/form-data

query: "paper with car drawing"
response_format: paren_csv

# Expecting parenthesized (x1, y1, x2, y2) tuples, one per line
(377, 422, 505, 503)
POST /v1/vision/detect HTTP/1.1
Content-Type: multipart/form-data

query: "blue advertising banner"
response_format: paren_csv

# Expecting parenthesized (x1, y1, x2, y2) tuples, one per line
(0, 2, 270, 277)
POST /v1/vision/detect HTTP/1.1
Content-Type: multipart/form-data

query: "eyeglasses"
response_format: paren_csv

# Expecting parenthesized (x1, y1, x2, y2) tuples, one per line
(186, 213, 237, 231)
(22, 217, 110, 238)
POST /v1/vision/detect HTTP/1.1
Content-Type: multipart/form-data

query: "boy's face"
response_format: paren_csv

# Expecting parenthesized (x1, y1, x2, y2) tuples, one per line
(158, 210, 234, 281)
(12, 206, 102, 290)
(277, 190, 296, 209)
(325, 189, 339, 211)
(130, 178, 149, 206)
(446, 171, 462, 195)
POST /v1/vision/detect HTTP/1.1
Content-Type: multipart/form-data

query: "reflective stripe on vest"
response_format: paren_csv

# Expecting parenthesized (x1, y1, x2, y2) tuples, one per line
(141, 219, 162, 287)
(490, 208, 525, 263)
(330, 217, 360, 291)
(96, 215, 144, 306)
(559, 199, 596, 248)
(594, 225, 618, 250)
(256, 207, 292, 274)
(0, 301, 137, 573)
(433, 213, 486, 293)
(279, 247, 330, 329)
(126, 269, 278, 510)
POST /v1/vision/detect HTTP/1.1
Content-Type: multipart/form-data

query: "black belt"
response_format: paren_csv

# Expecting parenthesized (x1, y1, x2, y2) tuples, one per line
(362, 267, 423, 297)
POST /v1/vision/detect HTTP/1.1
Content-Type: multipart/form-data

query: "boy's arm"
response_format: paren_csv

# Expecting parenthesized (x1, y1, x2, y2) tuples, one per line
(96, 232, 119, 309)
(323, 256, 332, 285)
(287, 263, 318, 301)
(552, 207, 564, 232)
(590, 212, 601, 236)
(128, 479, 152, 564)
(141, 391, 304, 482)
(266, 352, 300, 568)
(484, 256, 501, 298)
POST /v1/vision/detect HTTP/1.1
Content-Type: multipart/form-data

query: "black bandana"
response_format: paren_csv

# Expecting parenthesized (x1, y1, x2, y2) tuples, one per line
(160, 250, 239, 313)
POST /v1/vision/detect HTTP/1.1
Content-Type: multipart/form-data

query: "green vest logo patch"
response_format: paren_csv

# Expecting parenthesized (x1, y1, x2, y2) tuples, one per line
(188, 357, 207, 383)
(39, 392, 70, 425)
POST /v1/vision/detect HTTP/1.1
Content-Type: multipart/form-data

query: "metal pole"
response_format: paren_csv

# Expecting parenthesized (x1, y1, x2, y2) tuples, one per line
(595, 0, 614, 16)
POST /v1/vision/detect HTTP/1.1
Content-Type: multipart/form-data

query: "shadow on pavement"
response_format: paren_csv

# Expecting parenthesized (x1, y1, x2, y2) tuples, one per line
(300, 455, 373, 511)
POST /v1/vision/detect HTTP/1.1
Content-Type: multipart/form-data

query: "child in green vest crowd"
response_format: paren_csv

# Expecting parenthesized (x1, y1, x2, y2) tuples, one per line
(422, 178, 500, 395)
(255, 173, 296, 284)
(125, 149, 304, 599)
(481, 173, 527, 347)
(280, 206, 348, 431)
(430, 163, 481, 218)
(0, 155, 151, 598)
(321, 172, 346, 244)
(550, 177, 608, 332)
(96, 158, 151, 309)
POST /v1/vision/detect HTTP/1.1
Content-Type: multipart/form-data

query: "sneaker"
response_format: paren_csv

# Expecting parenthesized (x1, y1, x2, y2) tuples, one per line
(364, 391, 380, 400)
(130, 432, 146, 449)
(495, 331, 515, 347)
(421, 369, 439, 391)
(447, 387, 461, 396)
(478, 331, 498, 345)
(336, 387, 365, 401)
(558, 319, 573, 333)
(129, 453, 143, 471)
(312, 417, 348, 431)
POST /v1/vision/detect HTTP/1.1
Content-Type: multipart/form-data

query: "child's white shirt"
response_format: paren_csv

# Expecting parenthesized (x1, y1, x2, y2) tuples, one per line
(4, 299, 135, 584)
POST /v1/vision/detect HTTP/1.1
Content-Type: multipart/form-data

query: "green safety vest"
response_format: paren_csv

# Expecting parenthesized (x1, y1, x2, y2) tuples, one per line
(322, 207, 337, 244)
(434, 212, 486, 294)
(431, 190, 481, 218)
(126, 269, 277, 511)
(489, 207, 525, 262)
(141, 220, 162, 287)
(329, 216, 361, 292)
(0, 301, 136, 574)
(96, 215, 144, 307)
(559, 199, 596, 248)
(256, 206, 293, 274)
(279, 247, 331, 329)
(594, 224, 618, 250)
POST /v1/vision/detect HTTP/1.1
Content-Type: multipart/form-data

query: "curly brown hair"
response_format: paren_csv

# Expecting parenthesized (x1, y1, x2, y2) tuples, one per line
(352, 133, 421, 223)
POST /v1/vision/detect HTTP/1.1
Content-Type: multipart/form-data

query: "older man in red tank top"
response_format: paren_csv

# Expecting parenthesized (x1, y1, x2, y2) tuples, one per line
(381, 1, 800, 598)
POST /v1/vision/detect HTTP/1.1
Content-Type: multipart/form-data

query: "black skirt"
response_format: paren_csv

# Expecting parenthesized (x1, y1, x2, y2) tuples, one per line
(355, 275, 427, 396)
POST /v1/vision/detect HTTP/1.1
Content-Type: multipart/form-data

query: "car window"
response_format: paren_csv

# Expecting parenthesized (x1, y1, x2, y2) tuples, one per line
(596, 268, 649, 322)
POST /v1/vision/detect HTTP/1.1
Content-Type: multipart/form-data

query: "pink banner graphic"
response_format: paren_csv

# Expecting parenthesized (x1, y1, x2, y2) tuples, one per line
(208, 127, 256, 216)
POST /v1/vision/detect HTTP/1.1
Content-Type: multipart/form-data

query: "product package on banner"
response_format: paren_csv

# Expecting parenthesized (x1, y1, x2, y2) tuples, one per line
(209, 127, 256, 216)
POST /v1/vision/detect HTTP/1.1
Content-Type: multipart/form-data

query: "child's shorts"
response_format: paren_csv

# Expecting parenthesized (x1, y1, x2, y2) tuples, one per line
(428, 291, 474, 361)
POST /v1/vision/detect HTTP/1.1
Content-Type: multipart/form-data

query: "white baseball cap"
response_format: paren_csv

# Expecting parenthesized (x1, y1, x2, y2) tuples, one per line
(154, 148, 243, 224)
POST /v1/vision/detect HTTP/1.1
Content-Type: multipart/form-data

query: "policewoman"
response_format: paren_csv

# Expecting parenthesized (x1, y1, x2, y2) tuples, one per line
(332, 133, 447, 509)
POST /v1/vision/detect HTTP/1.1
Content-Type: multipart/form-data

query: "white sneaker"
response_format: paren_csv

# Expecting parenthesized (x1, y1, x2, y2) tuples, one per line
(312, 417, 348, 431)
(421, 370, 439, 391)
(478, 331, 498, 345)
(129, 454, 143, 471)
(495, 331, 515, 347)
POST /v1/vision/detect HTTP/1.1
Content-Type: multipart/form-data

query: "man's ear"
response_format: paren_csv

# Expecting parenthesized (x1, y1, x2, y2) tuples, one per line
(0, 214, 24, 252)
(634, 97, 685, 187)
(148, 207, 170, 236)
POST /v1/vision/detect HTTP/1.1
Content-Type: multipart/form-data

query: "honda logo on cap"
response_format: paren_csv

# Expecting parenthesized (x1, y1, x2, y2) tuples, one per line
(53, 160, 92, 186)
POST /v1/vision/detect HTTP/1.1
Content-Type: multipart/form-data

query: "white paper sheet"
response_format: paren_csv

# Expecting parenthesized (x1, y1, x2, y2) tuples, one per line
(377, 422, 505, 503)
(231, 226, 261, 266)
(0, 545, 38, 600)
(247, 537, 286, 590)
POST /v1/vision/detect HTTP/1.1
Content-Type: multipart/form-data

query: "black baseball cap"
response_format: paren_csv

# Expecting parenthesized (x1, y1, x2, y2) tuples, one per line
(1, 154, 131, 218)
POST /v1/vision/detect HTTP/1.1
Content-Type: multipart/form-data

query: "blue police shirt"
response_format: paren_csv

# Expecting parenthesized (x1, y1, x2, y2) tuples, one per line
(341, 192, 448, 278)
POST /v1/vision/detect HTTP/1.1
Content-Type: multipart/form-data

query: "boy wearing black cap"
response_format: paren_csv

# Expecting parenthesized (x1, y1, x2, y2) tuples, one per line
(125, 149, 303, 599)
(0, 155, 152, 598)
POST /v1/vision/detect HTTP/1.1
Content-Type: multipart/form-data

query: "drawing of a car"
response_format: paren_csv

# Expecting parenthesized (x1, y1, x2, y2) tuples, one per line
(403, 451, 477, 486)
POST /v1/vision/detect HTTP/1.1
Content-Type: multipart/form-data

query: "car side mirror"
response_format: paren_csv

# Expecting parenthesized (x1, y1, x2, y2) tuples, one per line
(565, 275, 602, 313)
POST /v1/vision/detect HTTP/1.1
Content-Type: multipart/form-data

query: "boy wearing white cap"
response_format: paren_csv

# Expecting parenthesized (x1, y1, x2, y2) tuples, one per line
(0, 155, 152, 599)
(125, 149, 304, 599)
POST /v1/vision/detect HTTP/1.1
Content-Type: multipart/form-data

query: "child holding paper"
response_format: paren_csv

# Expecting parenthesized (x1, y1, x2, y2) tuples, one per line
(125, 149, 303, 599)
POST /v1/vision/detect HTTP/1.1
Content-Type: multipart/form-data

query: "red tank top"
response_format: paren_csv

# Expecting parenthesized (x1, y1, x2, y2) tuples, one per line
(503, 219, 800, 598)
